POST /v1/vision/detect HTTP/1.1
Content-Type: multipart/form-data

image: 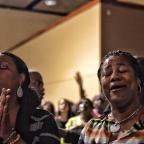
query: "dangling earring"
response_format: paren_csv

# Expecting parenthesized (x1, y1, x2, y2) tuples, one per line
(17, 85, 23, 97)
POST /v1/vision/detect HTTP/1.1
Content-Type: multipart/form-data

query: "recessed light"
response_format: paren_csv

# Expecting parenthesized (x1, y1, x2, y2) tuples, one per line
(44, 0, 57, 6)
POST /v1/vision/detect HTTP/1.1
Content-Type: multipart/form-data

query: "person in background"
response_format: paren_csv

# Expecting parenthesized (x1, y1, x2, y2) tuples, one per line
(78, 50, 144, 144)
(29, 69, 45, 105)
(42, 101, 55, 116)
(0, 52, 60, 144)
(74, 72, 86, 100)
(74, 72, 108, 116)
(92, 94, 108, 118)
(66, 98, 93, 131)
(55, 98, 74, 129)
(59, 98, 94, 144)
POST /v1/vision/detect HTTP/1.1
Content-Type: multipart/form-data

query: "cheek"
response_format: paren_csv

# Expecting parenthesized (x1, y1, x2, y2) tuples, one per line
(101, 78, 109, 90)
(0, 72, 19, 88)
(101, 78, 110, 97)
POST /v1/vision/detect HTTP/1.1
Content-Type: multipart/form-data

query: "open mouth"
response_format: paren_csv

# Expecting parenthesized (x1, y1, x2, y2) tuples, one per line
(110, 84, 126, 92)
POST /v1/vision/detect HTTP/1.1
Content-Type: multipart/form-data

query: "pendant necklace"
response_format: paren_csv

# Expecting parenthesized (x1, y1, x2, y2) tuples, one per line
(109, 105, 142, 133)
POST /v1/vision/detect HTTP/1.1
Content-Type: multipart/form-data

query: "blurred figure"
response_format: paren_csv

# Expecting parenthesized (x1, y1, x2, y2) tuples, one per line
(56, 98, 74, 129)
(29, 69, 45, 104)
(74, 71, 86, 100)
(66, 98, 93, 130)
(92, 94, 107, 118)
(59, 98, 94, 144)
(42, 101, 55, 115)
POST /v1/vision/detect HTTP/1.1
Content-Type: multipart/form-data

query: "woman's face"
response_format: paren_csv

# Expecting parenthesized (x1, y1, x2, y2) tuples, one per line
(100, 56, 140, 108)
(58, 99, 69, 112)
(0, 55, 20, 93)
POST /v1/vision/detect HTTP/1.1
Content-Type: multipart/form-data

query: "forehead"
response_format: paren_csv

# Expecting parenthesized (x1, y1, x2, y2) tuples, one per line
(59, 99, 68, 105)
(30, 72, 42, 81)
(0, 54, 16, 66)
(103, 55, 131, 67)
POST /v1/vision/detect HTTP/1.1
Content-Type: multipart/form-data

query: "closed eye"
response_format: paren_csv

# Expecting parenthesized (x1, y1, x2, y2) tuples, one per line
(0, 64, 9, 69)
(101, 68, 112, 77)
(119, 66, 128, 73)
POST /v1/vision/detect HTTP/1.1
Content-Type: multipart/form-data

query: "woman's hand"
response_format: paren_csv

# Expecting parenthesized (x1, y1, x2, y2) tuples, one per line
(0, 88, 11, 139)
(74, 72, 83, 86)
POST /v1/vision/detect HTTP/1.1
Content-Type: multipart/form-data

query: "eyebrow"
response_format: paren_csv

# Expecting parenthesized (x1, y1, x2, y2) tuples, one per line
(104, 62, 128, 68)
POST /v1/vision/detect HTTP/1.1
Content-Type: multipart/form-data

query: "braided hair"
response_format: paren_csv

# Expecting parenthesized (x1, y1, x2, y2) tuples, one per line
(97, 50, 144, 87)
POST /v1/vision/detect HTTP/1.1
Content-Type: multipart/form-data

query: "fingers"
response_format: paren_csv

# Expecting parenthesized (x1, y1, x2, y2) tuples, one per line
(0, 88, 11, 121)
(1, 97, 10, 125)
(0, 88, 10, 106)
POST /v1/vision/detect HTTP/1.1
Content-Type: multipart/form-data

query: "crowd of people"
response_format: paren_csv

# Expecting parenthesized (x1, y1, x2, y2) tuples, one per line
(0, 50, 144, 144)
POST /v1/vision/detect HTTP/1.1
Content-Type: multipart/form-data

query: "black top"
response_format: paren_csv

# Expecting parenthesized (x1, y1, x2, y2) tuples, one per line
(56, 120, 67, 129)
(16, 108, 60, 144)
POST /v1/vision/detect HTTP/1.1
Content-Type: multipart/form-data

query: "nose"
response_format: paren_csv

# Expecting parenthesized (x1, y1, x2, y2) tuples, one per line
(110, 70, 121, 82)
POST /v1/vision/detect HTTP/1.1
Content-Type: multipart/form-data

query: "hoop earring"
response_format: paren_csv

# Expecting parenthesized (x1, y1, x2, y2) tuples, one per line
(17, 85, 23, 97)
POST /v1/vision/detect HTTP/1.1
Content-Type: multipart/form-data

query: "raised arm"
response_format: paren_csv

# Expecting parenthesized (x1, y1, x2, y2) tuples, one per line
(74, 72, 86, 100)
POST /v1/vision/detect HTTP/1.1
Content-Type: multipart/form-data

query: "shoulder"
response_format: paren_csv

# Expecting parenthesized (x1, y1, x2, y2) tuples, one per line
(66, 115, 82, 130)
(30, 108, 54, 122)
(68, 115, 81, 121)
(85, 116, 107, 130)
(29, 108, 59, 133)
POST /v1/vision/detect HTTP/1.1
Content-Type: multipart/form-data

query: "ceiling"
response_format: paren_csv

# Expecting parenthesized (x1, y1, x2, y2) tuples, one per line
(0, 0, 92, 52)
(0, 0, 91, 16)
(0, 0, 144, 52)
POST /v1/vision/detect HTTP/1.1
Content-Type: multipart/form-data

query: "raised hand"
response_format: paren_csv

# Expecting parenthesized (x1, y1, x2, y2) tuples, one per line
(74, 72, 83, 86)
(74, 72, 86, 99)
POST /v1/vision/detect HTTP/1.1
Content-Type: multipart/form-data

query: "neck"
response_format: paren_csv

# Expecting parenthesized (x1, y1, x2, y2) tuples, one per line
(59, 111, 69, 121)
(111, 104, 142, 123)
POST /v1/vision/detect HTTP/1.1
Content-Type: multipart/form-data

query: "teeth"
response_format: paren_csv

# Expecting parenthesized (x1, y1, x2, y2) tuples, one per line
(111, 86, 124, 91)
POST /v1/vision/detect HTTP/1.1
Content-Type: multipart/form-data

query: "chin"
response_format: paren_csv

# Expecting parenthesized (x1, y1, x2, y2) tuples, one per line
(111, 100, 127, 109)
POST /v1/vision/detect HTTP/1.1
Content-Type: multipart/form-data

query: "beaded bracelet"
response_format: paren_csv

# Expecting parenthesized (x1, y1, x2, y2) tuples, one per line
(3, 129, 20, 144)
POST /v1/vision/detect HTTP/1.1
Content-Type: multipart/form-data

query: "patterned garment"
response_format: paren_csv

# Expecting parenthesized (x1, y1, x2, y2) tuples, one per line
(78, 116, 144, 144)
(16, 108, 60, 144)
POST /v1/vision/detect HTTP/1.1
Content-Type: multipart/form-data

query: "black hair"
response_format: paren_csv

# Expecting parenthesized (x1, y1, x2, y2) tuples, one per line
(42, 101, 55, 115)
(79, 98, 93, 110)
(92, 94, 105, 103)
(97, 50, 143, 87)
(137, 57, 144, 84)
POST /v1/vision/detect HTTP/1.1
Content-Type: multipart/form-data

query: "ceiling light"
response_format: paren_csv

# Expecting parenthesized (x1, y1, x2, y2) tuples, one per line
(44, 0, 57, 6)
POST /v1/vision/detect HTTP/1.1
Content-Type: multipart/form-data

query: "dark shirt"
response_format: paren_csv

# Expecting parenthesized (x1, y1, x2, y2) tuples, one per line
(65, 125, 84, 144)
(56, 120, 67, 129)
(16, 108, 60, 144)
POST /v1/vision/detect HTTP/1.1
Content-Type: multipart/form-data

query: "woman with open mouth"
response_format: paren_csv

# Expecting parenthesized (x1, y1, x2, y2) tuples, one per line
(78, 50, 144, 144)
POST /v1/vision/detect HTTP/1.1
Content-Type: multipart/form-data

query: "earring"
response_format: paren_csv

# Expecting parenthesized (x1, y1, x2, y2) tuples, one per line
(17, 85, 23, 97)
